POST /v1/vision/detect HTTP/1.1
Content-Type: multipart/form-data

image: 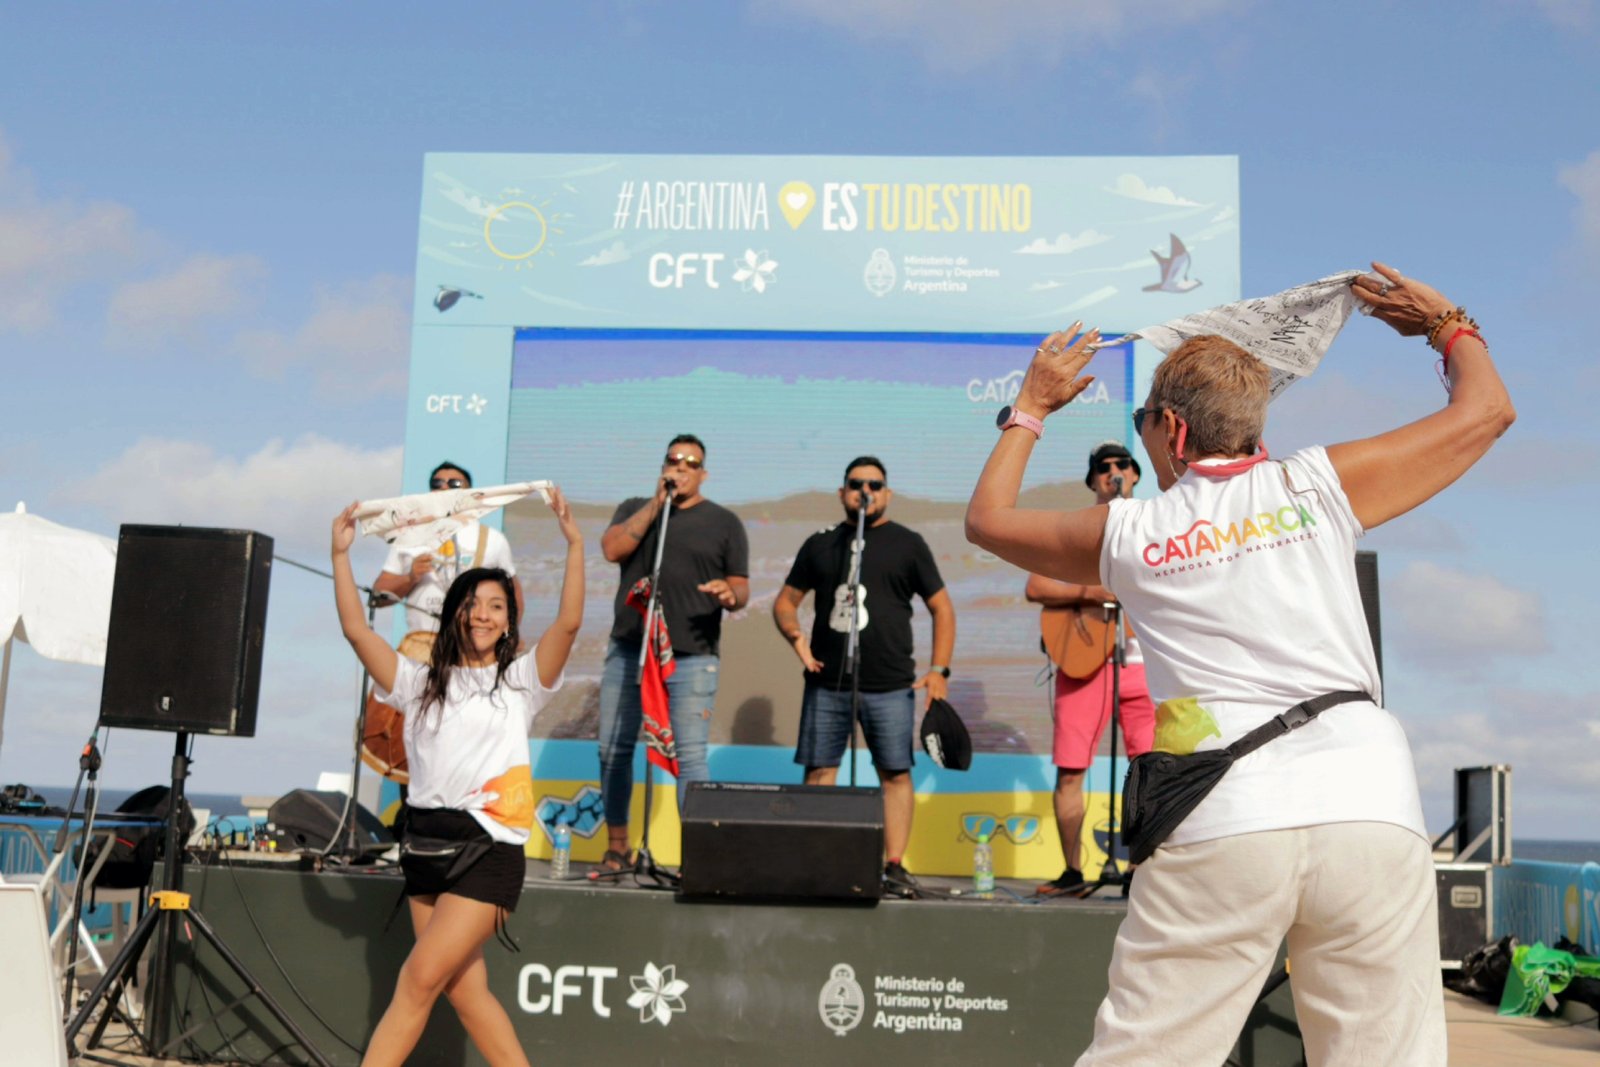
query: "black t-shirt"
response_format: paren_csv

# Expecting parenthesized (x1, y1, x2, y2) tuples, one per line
(609, 498, 749, 657)
(783, 520, 945, 692)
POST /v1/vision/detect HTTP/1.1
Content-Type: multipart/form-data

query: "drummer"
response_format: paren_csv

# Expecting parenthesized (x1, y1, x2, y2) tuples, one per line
(373, 460, 524, 648)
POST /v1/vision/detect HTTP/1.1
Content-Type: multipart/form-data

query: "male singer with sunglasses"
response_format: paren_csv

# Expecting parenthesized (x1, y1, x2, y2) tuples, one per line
(594, 434, 750, 872)
(373, 460, 523, 635)
(773, 456, 956, 897)
(1024, 442, 1154, 897)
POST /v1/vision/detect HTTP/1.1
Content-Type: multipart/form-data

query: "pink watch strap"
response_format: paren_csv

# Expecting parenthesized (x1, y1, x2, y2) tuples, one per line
(999, 407, 1044, 439)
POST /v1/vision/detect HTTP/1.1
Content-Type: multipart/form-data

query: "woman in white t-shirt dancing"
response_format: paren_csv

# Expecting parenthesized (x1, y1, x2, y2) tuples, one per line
(967, 263, 1513, 1066)
(331, 488, 583, 1067)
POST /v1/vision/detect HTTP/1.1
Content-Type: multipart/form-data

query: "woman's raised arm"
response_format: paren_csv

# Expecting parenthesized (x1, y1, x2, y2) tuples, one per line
(331, 503, 399, 694)
(1329, 263, 1516, 529)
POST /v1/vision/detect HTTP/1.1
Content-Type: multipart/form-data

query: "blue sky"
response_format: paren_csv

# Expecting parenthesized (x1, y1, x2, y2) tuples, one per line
(1, 2, 1596, 838)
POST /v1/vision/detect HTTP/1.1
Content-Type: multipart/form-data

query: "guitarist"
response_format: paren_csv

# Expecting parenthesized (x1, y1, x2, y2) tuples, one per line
(1026, 442, 1155, 897)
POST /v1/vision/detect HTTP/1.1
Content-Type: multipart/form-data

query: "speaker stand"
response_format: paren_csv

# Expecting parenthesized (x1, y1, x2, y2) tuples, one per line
(64, 732, 333, 1066)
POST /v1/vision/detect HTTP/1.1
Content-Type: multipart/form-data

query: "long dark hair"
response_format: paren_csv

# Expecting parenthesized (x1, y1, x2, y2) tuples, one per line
(419, 567, 521, 719)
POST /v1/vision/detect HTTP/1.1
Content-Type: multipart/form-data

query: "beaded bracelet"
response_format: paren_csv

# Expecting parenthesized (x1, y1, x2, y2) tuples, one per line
(1425, 306, 1470, 347)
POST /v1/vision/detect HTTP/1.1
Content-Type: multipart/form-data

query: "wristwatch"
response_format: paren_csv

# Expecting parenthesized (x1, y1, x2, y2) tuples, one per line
(930, 665, 952, 679)
(995, 405, 1044, 439)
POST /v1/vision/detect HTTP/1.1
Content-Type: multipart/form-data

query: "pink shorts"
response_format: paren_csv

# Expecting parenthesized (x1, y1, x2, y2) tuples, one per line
(1052, 663, 1155, 769)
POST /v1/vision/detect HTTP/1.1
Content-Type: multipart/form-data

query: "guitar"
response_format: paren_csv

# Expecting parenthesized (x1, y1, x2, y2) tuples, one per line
(1040, 606, 1128, 679)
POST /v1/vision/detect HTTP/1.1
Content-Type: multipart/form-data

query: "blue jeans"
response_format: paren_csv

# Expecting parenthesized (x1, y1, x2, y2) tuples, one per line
(597, 640, 717, 825)
(795, 684, 916, 773)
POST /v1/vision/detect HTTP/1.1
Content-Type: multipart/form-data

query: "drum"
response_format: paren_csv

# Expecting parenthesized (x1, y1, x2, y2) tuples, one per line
(359, 631, 436, 784)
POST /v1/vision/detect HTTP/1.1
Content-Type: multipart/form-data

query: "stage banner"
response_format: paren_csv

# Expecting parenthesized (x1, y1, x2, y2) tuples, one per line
(1497, 860, 1600, 952)
(414, 153, 1238, 332)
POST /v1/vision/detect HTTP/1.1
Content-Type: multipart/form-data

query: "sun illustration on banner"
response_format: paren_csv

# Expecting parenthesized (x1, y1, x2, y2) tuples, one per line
(627, 962, 689, 1026)
(483, 196, 567, 270)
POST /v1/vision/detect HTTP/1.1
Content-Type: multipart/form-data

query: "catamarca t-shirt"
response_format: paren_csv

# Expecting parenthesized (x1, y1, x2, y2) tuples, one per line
(376, 650, 562, 845)
(1100, 446, 1425, 848)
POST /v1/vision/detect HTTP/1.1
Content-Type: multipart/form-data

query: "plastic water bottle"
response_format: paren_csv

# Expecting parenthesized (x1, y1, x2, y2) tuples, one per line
(551, 825, 571, 880)
(973, 832, 994, 898)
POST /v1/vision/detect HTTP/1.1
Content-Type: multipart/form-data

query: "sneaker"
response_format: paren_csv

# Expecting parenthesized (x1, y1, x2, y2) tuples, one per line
(883, 861, 920, 899)
(1035, 867, 1086, 897)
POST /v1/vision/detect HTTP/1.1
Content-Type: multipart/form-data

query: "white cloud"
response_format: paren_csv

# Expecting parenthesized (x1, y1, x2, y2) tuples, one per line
(1389, 561, 1547, 666)
(233, 274, 412, 394)
(1525, 0, 1595, 29)
(756, 0, 1252, 71)
(1105, 174, 1202, 207)
(1558, 149, 1600, 244)
(1211, 206, 1237, 223)
(580, 240, 631, 266)
(55, 434, 403, 556)
(1404, 689, 1600, 839)
(0, 133, 149, 331)
(1015, 230, 1111, 255)
(107, 253, 266, 347)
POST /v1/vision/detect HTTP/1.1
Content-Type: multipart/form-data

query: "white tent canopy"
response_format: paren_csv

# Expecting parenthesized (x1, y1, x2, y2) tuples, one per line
(0, 503, 117, 760)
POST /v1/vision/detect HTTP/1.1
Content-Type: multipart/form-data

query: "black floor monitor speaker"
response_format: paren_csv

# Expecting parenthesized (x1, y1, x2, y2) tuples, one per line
(99, 525, 273, 737)
(680, 782, 884, 902)
(267, 789, 393, 855)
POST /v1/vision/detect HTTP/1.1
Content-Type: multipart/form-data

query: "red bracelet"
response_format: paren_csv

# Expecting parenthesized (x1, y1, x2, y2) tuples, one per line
(1442, 326, 1481, 364)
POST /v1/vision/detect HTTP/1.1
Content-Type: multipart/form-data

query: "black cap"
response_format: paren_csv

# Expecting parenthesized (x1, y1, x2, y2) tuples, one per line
(1085, 441, 1141, 488)
(919, 698, 972, 771)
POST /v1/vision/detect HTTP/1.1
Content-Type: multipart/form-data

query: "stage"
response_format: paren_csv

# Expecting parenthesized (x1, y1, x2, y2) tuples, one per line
(134, 855, 1305, 1066)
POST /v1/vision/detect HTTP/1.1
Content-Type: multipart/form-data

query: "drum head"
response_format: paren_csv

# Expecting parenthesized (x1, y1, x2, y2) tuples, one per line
(358, 630, 436, 784)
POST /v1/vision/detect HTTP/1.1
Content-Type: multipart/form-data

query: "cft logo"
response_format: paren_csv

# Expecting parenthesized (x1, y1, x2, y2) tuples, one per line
(425, 393, 488, 416)
(517, 961, 689, 1027)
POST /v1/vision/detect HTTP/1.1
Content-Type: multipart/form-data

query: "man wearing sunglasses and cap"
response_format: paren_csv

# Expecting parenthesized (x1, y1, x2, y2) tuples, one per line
(773, 455, 957, 898)
(373, 460, 523, 635)
(1024, 441, 1155, 897)
(595, 433, 750, 872)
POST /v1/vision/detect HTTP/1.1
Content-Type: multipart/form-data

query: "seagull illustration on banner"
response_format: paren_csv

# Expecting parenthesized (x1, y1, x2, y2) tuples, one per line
(1142, 234, 1202, 293)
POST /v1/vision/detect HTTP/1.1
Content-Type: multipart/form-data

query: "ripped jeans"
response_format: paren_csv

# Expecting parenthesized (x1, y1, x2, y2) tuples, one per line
(596, 639, 717, 825)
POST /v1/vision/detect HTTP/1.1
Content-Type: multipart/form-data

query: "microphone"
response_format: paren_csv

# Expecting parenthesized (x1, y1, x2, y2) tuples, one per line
(1111, 474, 1124, 496)
(663, 476, 678, 497)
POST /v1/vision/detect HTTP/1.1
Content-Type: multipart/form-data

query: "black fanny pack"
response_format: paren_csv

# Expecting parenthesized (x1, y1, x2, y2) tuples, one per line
(397, 808, 493, 890)
(1121, 690, 1373, 865)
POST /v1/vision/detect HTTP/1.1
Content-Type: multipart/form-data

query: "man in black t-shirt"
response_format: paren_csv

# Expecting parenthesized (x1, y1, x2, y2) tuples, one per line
(594, 434, 749, 872)
(773, 456, 956, 896)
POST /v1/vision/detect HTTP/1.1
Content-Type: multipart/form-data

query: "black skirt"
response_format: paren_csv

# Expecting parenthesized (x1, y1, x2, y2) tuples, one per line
(400, 807, 526, 912)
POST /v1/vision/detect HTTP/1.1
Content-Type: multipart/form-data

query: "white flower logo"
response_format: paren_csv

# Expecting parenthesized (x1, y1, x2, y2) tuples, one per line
(731, 249, 778, 293)
(465, 394, 488, 416)
(627, 962, 688, 1026)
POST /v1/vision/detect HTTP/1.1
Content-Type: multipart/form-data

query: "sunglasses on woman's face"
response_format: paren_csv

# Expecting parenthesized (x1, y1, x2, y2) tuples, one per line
(1131, 406, 1158, 435)
(430, 477, 468, 489)
(845, 478, 885, 492)
(663, 452, 705, 469)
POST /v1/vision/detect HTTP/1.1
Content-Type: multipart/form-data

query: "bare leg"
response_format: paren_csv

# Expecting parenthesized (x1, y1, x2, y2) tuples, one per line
(1054, 768, 1088, 871)
(880, 770, 913, 861)
(361, 894, 508, 1067)
(606, 824, 631, 857)
(444, 946, 532, 1067)
(804, 766, 839, 786)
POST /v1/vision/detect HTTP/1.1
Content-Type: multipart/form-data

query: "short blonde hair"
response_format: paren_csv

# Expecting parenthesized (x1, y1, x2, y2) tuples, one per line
(1148, 335, 1269, 456)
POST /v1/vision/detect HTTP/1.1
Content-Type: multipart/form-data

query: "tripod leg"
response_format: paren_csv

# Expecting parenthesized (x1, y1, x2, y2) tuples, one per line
(173, 907, 335, 1067)
(65, 898, 162, 1046)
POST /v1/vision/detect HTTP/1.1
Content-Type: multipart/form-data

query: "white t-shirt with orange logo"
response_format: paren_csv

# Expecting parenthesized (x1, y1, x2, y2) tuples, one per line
(377, 651, 561, 846)
(1101, 445, 1425, 848)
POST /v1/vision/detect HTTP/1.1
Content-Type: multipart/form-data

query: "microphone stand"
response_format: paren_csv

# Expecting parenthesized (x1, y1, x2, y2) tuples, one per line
(627, 483, 678, 887)
(1082, 475, 1132, 899)
(843, 493, 870, 787)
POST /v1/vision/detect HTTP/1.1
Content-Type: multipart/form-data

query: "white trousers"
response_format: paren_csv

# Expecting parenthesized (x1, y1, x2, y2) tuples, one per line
(1075, 822, 1446, 1066)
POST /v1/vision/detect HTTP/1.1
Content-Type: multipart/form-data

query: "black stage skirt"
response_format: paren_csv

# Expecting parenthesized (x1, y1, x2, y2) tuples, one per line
(400, 807, 526, 912)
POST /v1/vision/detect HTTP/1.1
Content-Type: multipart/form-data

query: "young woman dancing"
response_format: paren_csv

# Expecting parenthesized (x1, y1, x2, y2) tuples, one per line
(331, 488, 583, 1067)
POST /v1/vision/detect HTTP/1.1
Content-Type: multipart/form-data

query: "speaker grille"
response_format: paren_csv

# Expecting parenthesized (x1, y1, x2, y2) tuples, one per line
(100, 526, 272, 736)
